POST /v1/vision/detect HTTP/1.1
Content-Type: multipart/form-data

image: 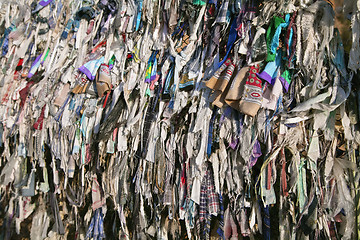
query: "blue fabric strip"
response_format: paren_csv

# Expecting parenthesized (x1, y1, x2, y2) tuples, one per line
(218, 19, 238, 69)
(270, 14, 290, 54)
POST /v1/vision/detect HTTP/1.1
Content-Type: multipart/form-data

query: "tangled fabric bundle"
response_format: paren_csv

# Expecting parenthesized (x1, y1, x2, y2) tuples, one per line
(0, 0, 359, 239)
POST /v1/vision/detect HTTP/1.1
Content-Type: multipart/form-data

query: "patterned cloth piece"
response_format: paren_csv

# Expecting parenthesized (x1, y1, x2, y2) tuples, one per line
(206, 169, 220, 215)
(217, 194, 225, 239)
(215, 0, 230, 24)
(86, 208, 106, 240)
(242, 65, 262, 105)
(199, 162, 220, 239)
(206, 58, 233, 91)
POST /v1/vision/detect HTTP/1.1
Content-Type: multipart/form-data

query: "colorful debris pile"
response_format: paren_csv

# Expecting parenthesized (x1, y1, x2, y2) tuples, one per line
(0, 0, 359, 239)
